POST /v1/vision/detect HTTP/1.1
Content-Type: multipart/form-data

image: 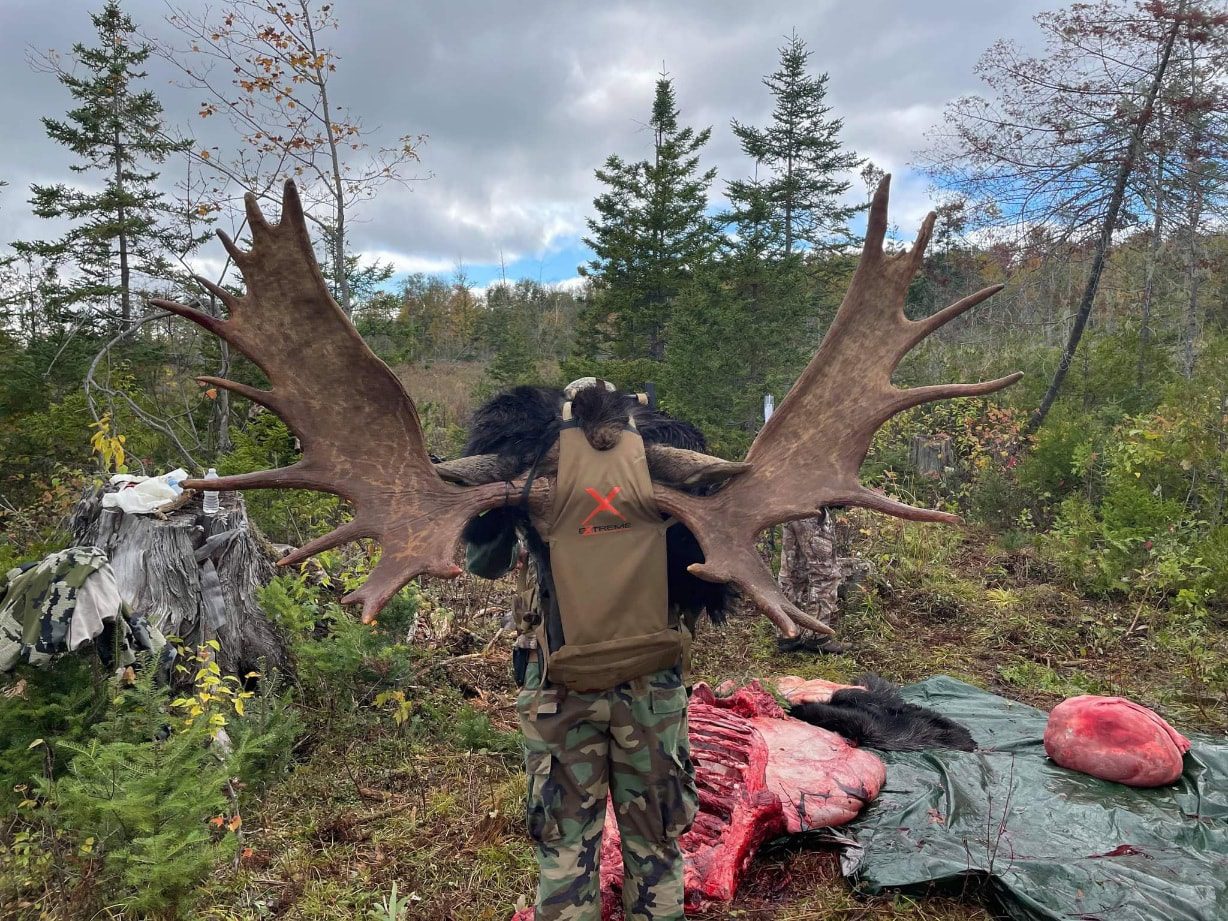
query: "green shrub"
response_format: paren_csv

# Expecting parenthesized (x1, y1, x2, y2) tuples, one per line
(258, 570, 325, 635)
(452, 704, 522, 757)
(968, 466, 1028, 530)
(1039, 379, 1227, 614)
(44, 729, 233, 916)
(0, 657, 111, 806)
(1016, 405, 1099, 507)
(1, 651, 299, 918)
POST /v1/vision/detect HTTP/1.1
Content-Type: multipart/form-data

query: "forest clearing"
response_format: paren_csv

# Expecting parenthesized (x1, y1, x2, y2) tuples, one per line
(2, 1, 1226, 920)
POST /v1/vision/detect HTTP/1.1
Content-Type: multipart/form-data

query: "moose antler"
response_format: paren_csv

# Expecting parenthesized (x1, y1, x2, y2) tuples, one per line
(159, 177, 1017, 638)
(650, 175, 1022, 638)
(151, 182, 535, 622)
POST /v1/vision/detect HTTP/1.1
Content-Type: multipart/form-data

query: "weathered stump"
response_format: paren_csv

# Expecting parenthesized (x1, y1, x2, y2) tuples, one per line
(909, 433, 955, 478)
(71, 487, 291, 679)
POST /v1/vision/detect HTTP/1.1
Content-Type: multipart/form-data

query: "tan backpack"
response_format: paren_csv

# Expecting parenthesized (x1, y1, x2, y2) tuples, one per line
(536, 402, 681, 691)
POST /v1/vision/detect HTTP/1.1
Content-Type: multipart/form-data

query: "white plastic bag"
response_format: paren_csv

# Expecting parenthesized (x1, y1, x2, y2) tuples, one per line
(102, 468, 190, 514)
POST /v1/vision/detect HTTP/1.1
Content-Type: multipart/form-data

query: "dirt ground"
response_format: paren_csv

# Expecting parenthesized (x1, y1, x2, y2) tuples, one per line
(199, 520, 1225, 921)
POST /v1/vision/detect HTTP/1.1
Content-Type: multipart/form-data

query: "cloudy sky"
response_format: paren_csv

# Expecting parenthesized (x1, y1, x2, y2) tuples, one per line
(0, 0, 1052, 290)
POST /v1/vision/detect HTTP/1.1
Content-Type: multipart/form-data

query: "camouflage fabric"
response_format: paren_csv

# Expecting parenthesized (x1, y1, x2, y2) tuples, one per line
(779, 511, 840, 629)
(0, 547, 163, 672)
(517, 655, 697, 921)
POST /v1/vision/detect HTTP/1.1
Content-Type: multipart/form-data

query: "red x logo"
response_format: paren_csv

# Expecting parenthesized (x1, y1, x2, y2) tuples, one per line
(581, 486, 625, 529)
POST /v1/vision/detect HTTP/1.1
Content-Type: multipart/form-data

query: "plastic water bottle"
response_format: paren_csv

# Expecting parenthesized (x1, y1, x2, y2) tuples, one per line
(202, 468, 220, 516)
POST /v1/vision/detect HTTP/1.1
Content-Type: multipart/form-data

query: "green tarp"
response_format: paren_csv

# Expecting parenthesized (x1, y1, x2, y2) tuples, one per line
(841, 677, 1228, 921)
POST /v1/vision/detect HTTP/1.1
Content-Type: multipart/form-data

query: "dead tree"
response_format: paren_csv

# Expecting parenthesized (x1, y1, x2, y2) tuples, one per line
(71, 486, 291, 679)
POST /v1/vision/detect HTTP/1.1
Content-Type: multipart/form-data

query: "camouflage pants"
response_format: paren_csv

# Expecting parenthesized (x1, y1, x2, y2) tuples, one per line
(516, 656, 697, 921)
(779, 512, 839, 628)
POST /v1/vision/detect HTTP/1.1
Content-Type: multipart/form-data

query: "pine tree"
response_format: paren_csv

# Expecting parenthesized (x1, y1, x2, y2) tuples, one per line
(21, 1, 193, 327)
(731, 32, 863, 255)
(664, 180, 813, 456)
(480, 282, 541, 396)
(580, 76, 719, 364)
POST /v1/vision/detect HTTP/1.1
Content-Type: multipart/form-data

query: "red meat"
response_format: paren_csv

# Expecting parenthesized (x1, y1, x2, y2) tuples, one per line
(512, 680, 885, 919)
(1044, 695, 1190, 787)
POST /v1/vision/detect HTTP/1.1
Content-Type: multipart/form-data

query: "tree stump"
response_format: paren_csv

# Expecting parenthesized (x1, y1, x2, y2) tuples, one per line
(70, 487, 291, 680)
(909, 434, 955, 478)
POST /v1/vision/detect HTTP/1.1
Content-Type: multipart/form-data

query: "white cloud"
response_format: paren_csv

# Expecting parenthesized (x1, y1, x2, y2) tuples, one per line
(0, 0, 1055, 275)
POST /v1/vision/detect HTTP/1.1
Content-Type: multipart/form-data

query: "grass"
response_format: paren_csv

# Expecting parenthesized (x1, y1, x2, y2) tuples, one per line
(183, 518, 1227, 919)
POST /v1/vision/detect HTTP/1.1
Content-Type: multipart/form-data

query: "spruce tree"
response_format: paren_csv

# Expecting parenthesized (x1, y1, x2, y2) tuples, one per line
(664, 179, 812, 456)
(480, 282, 540, 396)
(731, 32, 863, 255)
(580, 76, 718, 364)
(22, 1, 192, 327)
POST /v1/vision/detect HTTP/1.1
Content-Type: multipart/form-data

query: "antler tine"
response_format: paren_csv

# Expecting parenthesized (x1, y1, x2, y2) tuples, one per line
(216, 229, 248, 267)
(651, 174, 1022, 639)
(905, 210, 937, 276)
(343, 555, 463, 624)
(195, 375, 281, 413)
(909, 283, 1006, 345)
(245, 187, 276, 240)
(682, 557, 834, 639)
(182, 464, 331, 493)
(150, 297, 226, 336)
(850, 487, 960, 524)
(894, 372, 1025, 414)
(864, 173, 892, 254)
(280, 520, 374, 566)
(189, 275, 240, 310)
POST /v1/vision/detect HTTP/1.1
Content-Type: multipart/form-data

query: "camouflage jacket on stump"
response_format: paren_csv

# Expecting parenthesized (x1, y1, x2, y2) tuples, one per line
(0, 547, 165, 673)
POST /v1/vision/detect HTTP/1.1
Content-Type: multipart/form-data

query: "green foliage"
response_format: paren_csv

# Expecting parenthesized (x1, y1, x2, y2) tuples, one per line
(0, 467, 88, 576)
(729, 31, 864, 255)
(291, 604, 425, 704)
(452, 705, 522, 758)
(1015, 405, 1097, 507)
(225, 670, 303, 792)
(0, 657, 110, 805)
(662, 253, 815, 457)
(998, 660, 1101, 697)
(478, 281, 550, 398)
(263, 567, 428, 716)
(581, 76, 719, 361)
(19, 0, 196, 326)
(1040, 368, 1228, 612)
(0, 390, 95, 503)
(43, 721, 234, 915)
(967, 465, 1030, 531)
(0, 647, 299, 917)
(863, 398, 1027, 519)
(368, 881, 411, 921)
(355, 295, 418, 366)
(258, 569, 325, 635)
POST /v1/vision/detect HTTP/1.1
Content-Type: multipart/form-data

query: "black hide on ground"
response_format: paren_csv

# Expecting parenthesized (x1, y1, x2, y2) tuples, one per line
(789, 674, 977, 752)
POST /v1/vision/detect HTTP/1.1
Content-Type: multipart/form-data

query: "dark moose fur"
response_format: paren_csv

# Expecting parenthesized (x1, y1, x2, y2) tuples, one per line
(789, 674, 976, 752)
(461, 385, 728, 618)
